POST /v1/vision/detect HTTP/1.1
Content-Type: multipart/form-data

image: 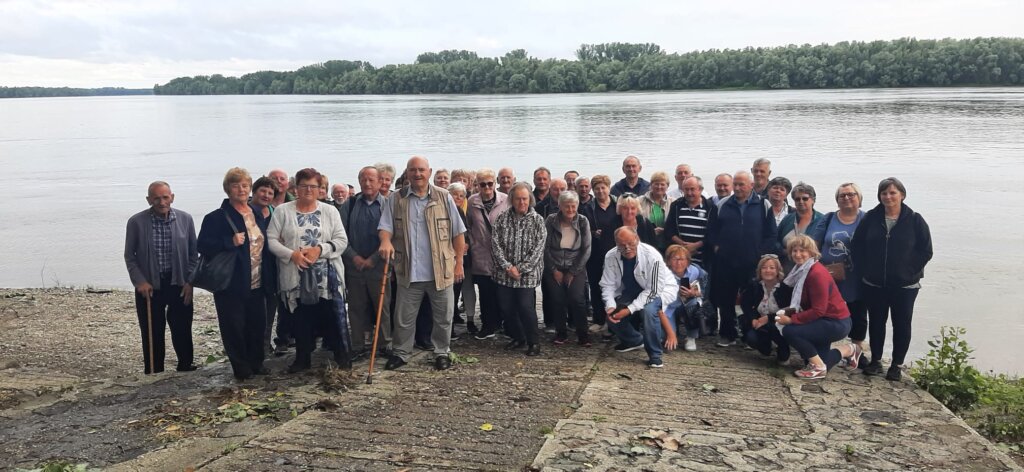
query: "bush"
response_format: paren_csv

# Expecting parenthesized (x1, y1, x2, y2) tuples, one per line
(911, 326, 987, 412)
(975, 375, 1024, 443)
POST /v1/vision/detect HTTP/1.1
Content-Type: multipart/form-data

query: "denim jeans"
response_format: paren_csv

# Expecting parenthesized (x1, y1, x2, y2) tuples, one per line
(608, 298, 666, 362)
(782, 316, 852, 370)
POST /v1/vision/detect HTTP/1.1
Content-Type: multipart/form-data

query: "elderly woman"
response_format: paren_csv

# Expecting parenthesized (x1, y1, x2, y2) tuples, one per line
(268, 168, 350, 373)
(492, 182, 547, 356)
(467, 169, 510, 340)
(614, 195, 657, 247)
(544, 191, 592, 346)
(851, 177, 933, 380)
(739, 254, 793, 363)
(778, 182, 824, 253)
(767, 176, 794, 226)
(581, 175, 617, 326)
(197, 168, 276, 380)
(251, 176, 280, 355)
(664, 245, 714, 352)
(775, 235, 859, 380)
(809, 182, 867, 366)
(639, 171, 675, 251)
(448, 182, 475, 333)
(433, 168, 450, 188)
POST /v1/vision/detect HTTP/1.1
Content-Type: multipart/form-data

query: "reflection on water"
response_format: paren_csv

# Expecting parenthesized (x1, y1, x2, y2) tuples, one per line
(1, 88, 1022, 374)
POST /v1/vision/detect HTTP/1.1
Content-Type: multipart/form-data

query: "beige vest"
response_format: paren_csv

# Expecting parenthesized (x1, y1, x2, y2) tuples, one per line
(391, 185, 457, 290)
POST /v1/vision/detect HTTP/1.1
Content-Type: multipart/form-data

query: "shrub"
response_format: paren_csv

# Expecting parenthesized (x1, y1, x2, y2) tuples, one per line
(911, 326, 987, 412)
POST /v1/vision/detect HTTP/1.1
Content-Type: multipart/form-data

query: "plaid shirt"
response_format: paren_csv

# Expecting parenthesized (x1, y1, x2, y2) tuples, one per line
(151, 209, 176, 274)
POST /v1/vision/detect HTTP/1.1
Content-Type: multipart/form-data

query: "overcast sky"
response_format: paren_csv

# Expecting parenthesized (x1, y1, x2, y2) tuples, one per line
(2, 0, 1021, 88)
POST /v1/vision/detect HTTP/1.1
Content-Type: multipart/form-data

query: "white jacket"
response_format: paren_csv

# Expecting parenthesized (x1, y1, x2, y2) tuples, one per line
(600, 242, 678, 314)
(267, 201, 348, 296)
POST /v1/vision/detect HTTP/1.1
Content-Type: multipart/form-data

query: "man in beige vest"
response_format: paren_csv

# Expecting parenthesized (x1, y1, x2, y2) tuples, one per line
(378, 156, 467, 370)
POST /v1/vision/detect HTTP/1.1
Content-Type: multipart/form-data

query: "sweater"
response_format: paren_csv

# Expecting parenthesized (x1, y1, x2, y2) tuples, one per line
(267, 201, 348, 300)
(790, 262, 850, 325)
(850, 203, 933, 288)
(491, 208, 547, 288)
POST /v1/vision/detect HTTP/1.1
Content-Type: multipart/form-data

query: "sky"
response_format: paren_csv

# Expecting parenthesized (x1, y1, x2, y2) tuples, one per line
(1, 0, 1021, 88)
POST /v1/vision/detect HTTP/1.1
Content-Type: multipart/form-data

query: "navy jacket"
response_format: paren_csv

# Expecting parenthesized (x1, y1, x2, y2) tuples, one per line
(707, 193, 779, 269)
(850, 203, 932, 288)
(197, 199, 276, 297)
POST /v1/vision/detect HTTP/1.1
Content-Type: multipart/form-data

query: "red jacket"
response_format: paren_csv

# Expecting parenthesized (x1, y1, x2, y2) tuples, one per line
(792, 262, 850, 324)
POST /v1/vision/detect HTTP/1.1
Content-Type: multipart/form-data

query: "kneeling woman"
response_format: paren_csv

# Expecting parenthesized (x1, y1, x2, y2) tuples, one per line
(197, 167, 276, 380)
(775, 235, 860, 380)
(268, 168, 351, 373)
(740, 254, 792, 364)
(664, 245, 713, 352)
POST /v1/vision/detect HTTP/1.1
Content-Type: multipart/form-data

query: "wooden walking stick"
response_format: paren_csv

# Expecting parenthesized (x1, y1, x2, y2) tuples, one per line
(366, 255, 391, 384)
(146, 294, 156, 374)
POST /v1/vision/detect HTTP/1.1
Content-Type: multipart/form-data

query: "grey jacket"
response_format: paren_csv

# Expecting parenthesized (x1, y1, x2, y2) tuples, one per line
(466, 191, 510, 277)
(543, 213, 591, 276)
(124, 208, 198, 290)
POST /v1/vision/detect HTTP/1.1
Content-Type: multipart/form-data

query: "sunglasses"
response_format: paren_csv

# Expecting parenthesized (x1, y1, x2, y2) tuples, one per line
(837, 192, 858, 200)
(794, 196, 812, 202)
(478, 181, 495, 188)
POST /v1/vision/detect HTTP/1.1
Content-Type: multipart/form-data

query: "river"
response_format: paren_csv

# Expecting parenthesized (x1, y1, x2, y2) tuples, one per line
(1, 88, 1022, 374)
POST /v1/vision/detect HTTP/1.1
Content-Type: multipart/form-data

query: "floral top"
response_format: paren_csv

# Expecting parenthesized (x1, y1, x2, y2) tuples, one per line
(243, 212, 264, 290)
(283, 209, 330, 309)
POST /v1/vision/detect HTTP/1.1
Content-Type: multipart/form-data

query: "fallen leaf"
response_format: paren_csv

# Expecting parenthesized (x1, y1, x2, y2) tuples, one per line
(702, 383, 719, 393)
(700, 419, 713, 426)
(617, 373, 633, 380)
(165, 425, 181, 432)
(658, 437, 681, 451)
(872, 421, 890, 427)
(480, 423, 493, 431)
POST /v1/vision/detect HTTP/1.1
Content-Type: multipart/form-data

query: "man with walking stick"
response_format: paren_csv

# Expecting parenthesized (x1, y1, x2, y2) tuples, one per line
(124, 181, 199, 374)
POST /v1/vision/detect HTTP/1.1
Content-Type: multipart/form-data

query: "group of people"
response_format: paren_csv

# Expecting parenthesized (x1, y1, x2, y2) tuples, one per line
(124, 155, 932, 382)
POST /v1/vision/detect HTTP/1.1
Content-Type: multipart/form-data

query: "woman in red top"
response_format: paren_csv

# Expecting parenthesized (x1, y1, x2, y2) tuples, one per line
(776, 235, 861, 380)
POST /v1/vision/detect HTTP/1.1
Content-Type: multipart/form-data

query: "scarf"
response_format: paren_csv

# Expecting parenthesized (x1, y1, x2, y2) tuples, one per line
(784, 258, 816, 312)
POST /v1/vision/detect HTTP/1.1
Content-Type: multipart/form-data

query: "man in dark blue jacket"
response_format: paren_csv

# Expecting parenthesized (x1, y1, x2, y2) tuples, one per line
(707, 171, 779, 346)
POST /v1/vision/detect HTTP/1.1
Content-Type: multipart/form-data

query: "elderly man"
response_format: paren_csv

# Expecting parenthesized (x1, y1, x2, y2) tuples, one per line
(541, 178, 566, 218)
(268, 168, 293, 206)
(332, 183, 349, 202)
(124, 181, 198, 374)
(611, 155, 650, 197)
(338, 166, 389, 359)
(711, 173, 733, 205)
(707, 170, 778, 346)
(667, 164, 694, 200)
(665, 176, 716, 266)
(751, 158, 772, 197)
(575, 176, 593, 206)
(497, 167, 516, 194)
(564, 170, 580, 192)
(378, 156, 467, 371)
(601, 227, 678, 368)
(467, 168, 510, 340)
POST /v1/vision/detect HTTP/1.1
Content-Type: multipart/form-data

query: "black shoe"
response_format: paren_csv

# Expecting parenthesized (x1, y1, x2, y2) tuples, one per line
(526, 344, 541, 356)
(450, 329, 461, 341)
(287, 362, 310, 374)
(233, 373, 253, 381)
(334, 352, 353, 370)
(504, 340, 526, 351)
(886, 365, 902, 381)
(378, 345, 393, 357)
(435, 355, 452, 370)
(384, 356, 407, 371)
(467, 321, 478, 335)
(863, 360, 883, 376)
(614, 342, 644, 353)
(414, 342, 435, 351)
(453, 313, 466, 324)
(350, 349, 370, 362)
(274, 344, 289, 357)
(475, 329, 496, 340)
(176, 364, 199, 372)
(253, 366, 271, 375)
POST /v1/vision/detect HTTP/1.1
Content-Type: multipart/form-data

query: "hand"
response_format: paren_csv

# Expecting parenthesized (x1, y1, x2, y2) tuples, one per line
(553, 270, 564, 286)
(291, 249, 311, 270)
(378, 240, 395, 260)
(136, 281, 154, 299)
(300, 246, 322, 264)
(751, 315, 766, 329)
(605, 307, 619, 324)
(232, 232, 246, 247)
(654, 227, 664, 236)
(507, 266, 521, 281)
(595, 229, 603, 238)
(775, 313, 792, 326)
(664, 331, 678, 351)
(679, 286, 695, 299)
(565, 274, 574, 287)
(353, 255, 370, 271)
(454, 262, 465, 283)
(181, 283, 193, 306)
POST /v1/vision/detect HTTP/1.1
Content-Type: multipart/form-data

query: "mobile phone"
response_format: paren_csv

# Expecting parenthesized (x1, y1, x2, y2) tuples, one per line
(679, 277, 690, 288)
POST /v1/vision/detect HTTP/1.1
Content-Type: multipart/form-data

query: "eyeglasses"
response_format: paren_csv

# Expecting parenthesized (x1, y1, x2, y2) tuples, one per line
(478, 181, 495, 188)
(668, 257, 688, 262)
(297, 184, 319, 191)
(761, 254, 779, 260)
(794, 196, 812, 202)
(837, 193, 858, 200)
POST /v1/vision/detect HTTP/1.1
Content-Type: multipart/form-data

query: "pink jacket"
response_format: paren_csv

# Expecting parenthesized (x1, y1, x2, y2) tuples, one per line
(467, 191, 510, 276)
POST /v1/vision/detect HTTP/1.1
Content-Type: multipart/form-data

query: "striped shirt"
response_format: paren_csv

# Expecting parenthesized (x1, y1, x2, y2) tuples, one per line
(151, 210, 175, 274)
(665, 197, 712, 263)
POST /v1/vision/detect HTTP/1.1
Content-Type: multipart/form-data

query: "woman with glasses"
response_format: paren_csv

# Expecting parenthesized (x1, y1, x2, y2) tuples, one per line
(664, 245, 713, 352)
(809, 183, 868, 368)
(543, 190, 592, 346)
(777, 182, 824, 259)
(267, 168, 351, 373)
(197, 167, 276, 380)
(850, 177, 933, 381)
(467, 169, 509, 340)
(739, 254, 792, 363)
(581, 175, 617, 326)
(774, 235, 859, 380)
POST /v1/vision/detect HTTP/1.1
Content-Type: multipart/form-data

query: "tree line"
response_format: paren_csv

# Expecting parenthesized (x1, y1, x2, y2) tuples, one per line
(0, 87, 152, 99)
(153, 38, 1024, 95)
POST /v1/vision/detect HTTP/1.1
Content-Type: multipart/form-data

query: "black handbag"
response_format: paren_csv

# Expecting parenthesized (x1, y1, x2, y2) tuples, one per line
(191, 212, 241, 293)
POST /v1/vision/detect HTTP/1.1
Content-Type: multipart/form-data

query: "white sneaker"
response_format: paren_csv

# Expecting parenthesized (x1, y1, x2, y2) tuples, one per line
(684, 338, 697, 352)
(715, 337, 737, 347)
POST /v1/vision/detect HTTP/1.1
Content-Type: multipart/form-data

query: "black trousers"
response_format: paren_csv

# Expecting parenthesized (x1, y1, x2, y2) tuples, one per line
(864, 285, 919, 365)
(134, 274, 193, 374)
(274, 300, 293, 347)
(586, 261, 607, 325)
(497, 285, 539, 345)
(712, 261, 756, 341)
(543, 271, 590, 341)
(213, 289, 267, 378)
(292, 298, 342, 366)
(847, 299, 868, 342)
(474, 275, 502, 332)
(263, 292, 278, 351)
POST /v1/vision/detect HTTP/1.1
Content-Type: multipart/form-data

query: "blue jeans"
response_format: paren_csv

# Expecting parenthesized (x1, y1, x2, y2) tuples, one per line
(609, 298, 667, 362)
(782, 317, 852, 370)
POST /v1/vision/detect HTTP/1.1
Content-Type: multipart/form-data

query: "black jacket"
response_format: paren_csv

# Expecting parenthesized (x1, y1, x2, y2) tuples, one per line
(739, 280, 793, 331)
(850, 203, 933, 288)
(197, 199, 276, 297)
